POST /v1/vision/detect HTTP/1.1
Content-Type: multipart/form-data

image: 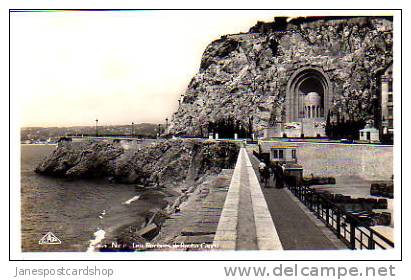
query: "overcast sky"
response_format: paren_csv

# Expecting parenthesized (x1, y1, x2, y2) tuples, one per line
(12, 10, 282, 127)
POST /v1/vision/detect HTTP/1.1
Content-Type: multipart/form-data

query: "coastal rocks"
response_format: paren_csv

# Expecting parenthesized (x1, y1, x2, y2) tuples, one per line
(35, 141, 123, 178)
(150, 169, 233, 249)
(168, 17, 393, 136)
(136, 224, 160, 240)
(303, 176, 336, 186)
(35, 139, 239, 187)
(370, 182, 394, 198)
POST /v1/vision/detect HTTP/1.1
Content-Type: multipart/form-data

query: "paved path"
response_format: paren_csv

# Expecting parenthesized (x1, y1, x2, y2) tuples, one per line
(213, 148, 283, 250)
(153, 169, 233, 249)
(247, 150, 344, 250)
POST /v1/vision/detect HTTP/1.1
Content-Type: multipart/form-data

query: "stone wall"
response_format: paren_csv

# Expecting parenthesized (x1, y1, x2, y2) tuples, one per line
(296, 143, 393, 180)
(258, 141, 392, 180)
(168, 17, 393, 137)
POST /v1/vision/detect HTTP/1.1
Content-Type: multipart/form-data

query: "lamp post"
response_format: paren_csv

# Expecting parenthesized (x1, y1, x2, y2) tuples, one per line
(131, 122, 134, 137)
(95, 119, 98, 137)
(248, 115, 254, 140)
(299, 93, 305, 138)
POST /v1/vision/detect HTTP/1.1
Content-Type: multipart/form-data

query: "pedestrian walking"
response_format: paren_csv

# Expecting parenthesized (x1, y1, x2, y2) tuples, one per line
(259, 162, 270, 187)
(274, 162, 284, 189)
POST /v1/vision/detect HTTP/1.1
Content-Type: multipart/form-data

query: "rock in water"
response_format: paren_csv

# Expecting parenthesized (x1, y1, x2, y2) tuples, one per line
(35, 141, 123, 178)
(35, 140, 239, 186)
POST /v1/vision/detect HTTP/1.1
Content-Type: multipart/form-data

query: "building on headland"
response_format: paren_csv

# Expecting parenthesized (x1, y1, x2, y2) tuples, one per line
(359, 123, 380, 143)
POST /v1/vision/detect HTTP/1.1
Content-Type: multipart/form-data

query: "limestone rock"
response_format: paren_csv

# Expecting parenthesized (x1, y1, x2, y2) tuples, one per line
(35, 140, 239, 187)
(168, 17, 393, 136)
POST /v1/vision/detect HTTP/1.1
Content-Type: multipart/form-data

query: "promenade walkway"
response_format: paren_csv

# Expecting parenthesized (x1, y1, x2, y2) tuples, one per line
(247, 150, 345, 250)
(213, 148, 283, 250)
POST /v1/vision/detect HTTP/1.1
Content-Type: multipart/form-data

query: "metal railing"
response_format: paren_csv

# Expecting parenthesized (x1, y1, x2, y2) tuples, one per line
(287, 184, 394, 250)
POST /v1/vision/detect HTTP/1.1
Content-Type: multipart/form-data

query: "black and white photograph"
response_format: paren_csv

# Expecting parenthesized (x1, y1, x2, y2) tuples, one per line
(9, 9, 401, 264)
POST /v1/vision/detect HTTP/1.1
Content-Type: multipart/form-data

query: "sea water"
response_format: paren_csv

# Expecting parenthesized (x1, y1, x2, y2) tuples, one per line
(21, 144, 169, 252)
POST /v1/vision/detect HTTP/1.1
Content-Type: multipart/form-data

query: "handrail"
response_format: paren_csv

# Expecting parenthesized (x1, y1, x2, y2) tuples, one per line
(287, 184, 394, 250)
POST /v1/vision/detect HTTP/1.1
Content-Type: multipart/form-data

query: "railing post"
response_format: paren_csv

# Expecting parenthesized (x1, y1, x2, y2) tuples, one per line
(326, 202, 330, 225)
(317, 196, 321, 218)
(307, 190, 312, 210)
(302, 187, 306, 204)
(350, 220, 356, 250)
(336, 210, 341, 238)
(368, 231, 376, 249)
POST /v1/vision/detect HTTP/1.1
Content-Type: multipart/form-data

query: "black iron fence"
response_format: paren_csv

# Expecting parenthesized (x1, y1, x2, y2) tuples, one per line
(287, 184, 394, 250)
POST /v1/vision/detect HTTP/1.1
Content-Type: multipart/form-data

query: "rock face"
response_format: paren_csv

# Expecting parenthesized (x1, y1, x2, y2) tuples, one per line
(35, 140, 239, 186)
(168, 16, 393, 136)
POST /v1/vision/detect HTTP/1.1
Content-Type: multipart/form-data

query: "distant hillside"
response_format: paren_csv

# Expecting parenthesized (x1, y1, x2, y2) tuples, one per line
(21, 123, 163, 141)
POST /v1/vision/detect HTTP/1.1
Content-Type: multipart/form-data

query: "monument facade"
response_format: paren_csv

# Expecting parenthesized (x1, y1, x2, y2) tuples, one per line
(168, 16, 393, 139)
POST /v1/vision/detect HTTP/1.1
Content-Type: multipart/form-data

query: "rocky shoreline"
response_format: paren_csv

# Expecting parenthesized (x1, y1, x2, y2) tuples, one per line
(35, 139, 240, 251)
(35, 139, 239, 185)
(95, 169, 233, 252)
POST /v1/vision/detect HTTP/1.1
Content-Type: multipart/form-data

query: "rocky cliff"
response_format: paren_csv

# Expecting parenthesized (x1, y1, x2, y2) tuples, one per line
(35, 140, 239, 186)
(168, 16, 393, 136)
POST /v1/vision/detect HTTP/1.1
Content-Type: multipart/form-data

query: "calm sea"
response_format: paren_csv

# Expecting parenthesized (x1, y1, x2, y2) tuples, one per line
(21, 144, 170, 252)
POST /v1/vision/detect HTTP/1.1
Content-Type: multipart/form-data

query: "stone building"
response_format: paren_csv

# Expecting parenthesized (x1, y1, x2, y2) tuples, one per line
(359, 123, 380, 143)
(168, 16, 393, 139)
(379, 63, 394, 141)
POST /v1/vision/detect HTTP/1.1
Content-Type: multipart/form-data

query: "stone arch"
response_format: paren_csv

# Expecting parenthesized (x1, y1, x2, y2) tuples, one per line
(285, 66, 333, 122)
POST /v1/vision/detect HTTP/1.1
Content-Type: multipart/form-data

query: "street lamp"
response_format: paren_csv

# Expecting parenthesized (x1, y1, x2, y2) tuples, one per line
(131, 122, 134, 137)
(95, 119, 98, 137)
(299, 93, 305, 138)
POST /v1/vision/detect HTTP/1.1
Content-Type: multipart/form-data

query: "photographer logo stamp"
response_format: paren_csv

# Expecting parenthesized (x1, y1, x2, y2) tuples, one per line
(39, 232, 61, 245)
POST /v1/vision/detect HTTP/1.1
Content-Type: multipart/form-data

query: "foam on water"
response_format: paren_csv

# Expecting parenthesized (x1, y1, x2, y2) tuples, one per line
(122, 195, 141, 205)
(87, 229, 106, 252)
(98, 210, 106, 219)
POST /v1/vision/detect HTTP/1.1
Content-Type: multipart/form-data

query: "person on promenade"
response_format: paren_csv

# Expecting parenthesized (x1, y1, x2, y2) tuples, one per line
(259, 162, 270, 187)
(274, 162, 284, 189)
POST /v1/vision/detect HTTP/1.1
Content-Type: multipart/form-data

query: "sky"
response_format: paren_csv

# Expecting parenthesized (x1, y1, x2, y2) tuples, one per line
(11, 10, 282, 127)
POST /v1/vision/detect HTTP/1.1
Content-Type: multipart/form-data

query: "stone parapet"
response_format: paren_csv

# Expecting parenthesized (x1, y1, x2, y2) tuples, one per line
(213, 148, 283, 250)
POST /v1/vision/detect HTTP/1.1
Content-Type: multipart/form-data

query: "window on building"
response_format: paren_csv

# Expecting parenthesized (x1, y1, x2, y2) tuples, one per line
(388, 106, 393, 116)
(273, 150, 278, 159)
(388, 80, 393, 92)
(279, 150, 284, 159)
(388, 93, 393, 102)
(291, 149, 296, 159)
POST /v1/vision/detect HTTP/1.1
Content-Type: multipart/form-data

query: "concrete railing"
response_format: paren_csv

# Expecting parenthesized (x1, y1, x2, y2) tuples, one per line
(213, 148, 283, 250)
